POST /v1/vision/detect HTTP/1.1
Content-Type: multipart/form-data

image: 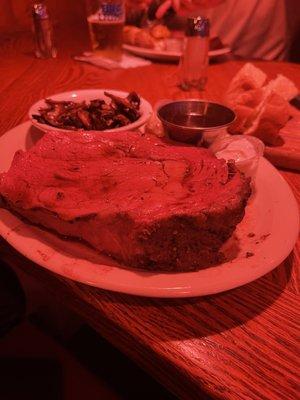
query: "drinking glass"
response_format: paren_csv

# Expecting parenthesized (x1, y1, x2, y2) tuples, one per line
(85, 0, 125, 61)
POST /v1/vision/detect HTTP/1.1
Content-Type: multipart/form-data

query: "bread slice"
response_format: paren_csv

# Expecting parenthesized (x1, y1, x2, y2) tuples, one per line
(244, 91, 290, 145)
(226, 63, 267, 105)
(227, 103, 257, 135)
(264, 74, 298, 101)
(227, 88, 264, 135)
(226, 63, 298, 145)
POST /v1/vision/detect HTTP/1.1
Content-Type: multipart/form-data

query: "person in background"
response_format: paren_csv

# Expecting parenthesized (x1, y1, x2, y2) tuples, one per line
(155, 0, 223, 18)
(125, 0, 149, 25)
(127, 0, 291, 61)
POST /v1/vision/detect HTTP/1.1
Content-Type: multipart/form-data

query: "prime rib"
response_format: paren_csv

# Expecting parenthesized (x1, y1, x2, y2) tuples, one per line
(0, 130, 251, 272)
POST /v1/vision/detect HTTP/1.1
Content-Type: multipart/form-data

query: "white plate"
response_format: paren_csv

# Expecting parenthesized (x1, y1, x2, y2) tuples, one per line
(123, 43, 231, 61)
(0, 122, 299, 298)
(29, 89, 153, 134)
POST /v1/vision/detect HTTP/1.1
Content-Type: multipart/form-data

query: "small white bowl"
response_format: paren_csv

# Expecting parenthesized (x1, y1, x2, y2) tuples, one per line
(210, 134, 265, 178)
(29, 89, 153, 134)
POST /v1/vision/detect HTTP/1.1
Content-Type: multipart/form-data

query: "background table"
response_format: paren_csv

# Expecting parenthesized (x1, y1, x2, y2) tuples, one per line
(0, 28, 299, 400)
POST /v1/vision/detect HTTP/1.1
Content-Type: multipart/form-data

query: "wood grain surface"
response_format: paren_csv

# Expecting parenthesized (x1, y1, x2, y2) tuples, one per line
(264, 113, 300, 171)
(0, 28, 299, 400)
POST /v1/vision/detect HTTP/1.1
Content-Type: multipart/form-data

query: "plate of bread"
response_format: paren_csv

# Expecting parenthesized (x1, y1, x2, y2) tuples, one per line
(225, 63, 300, 171)
(123, 24, 231, 61)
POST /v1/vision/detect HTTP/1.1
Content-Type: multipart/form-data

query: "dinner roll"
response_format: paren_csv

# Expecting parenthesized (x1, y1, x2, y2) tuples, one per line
(135, 30, 156, 48)
(150, 24, 171, 39)
(123, 25, 141, 45)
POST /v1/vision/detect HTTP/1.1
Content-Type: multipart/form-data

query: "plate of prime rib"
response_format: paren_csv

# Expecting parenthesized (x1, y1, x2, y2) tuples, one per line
(0, 122, 298, 297)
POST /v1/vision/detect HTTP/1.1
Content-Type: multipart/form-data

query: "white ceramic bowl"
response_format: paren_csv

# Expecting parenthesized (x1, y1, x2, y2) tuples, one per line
(29, 89, 153, 134)
(210, 134, 265, 178)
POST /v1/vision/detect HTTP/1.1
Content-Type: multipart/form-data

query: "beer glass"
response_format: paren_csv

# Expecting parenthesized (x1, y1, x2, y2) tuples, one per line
(85, 0, 125, 61)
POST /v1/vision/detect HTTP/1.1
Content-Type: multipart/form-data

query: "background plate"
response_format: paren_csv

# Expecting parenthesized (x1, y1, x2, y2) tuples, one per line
(123, 44, 231, 61)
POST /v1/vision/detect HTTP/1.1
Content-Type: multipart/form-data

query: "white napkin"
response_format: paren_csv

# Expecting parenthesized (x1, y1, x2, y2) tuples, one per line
(74, 52, 151, 70)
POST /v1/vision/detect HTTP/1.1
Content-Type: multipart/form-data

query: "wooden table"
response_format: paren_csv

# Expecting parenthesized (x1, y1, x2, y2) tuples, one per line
(0, 27, 299, 400)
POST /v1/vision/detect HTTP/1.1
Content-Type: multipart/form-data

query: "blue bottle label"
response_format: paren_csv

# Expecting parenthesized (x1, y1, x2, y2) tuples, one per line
(100, 3, 123, 19)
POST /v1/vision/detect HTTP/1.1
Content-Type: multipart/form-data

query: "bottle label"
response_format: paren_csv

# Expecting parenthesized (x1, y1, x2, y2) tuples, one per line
(196, 19, 209, 38)
(186, 17, 210, 38)
(100, 3, 123, 20)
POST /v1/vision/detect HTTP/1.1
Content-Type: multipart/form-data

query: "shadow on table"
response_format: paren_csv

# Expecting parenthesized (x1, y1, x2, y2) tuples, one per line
(0, 358, 62, 400)
(104, 253, 293, 340)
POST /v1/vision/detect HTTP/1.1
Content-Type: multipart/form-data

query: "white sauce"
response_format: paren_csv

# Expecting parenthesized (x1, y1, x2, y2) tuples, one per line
(215, 138, 257, 162)
(210, 134, 265, 178)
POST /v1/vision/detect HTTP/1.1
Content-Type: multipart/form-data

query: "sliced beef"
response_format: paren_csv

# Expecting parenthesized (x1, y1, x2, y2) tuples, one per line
(0, 131, 251, 271)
